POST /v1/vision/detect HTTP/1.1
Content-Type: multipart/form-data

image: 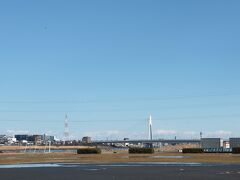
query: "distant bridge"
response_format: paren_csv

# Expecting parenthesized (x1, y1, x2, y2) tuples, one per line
(92, 139, 200, 145)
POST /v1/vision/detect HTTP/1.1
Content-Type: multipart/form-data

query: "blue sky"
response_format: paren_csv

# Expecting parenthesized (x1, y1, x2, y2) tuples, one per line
(0, 0, 240, 139)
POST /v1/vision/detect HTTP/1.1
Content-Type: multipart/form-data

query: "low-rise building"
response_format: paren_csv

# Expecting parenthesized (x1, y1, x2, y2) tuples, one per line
(15, 135, 29, 141)
(33, 135, 43, 145)
(223, 141, 230, 148)
(15, 134, 55, 145)
(0, 135, 7, 144)
(43, 134, 55, 143)
(82, 136, 91, 144)
(123, 138, 130, 147)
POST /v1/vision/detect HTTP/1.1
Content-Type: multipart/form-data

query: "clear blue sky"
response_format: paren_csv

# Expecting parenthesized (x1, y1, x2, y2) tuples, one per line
(0, 0, 240, 140)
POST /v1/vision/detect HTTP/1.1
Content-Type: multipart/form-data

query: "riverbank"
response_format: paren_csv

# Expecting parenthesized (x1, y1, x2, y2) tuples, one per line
(0, 145, 91, 151)
(1, 152, 240, 165)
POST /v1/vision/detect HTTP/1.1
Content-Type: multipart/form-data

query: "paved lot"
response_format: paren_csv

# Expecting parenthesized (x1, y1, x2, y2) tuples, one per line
(0, 164, 240, 180)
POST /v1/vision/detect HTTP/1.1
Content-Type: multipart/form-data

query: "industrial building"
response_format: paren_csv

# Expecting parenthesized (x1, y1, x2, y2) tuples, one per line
(201, 138, 223, 149)
(229, 138, 240, 148)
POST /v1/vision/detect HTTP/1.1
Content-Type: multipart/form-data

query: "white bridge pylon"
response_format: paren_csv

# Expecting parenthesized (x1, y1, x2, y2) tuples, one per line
(148, 115, 153, 140)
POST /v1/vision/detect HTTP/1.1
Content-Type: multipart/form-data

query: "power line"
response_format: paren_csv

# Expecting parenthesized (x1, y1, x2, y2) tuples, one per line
(0, 114, 240, 123)
(0, 92, 239, 104)
(0, 101, 240, 113)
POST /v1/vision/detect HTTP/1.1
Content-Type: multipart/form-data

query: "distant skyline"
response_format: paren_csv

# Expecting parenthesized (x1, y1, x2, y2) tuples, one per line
(0, 0, 240, 139)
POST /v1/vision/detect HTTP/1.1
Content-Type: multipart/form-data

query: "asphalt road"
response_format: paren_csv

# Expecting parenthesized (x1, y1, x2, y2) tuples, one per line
(0, 164, 240, 180)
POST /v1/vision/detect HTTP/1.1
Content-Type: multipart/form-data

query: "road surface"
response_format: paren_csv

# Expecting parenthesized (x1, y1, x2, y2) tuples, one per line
(0, 163, 240, 180)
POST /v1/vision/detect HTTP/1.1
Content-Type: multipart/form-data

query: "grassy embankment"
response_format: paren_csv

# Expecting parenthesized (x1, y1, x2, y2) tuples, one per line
(0, 145, 89, 151)
(1, 151, 240, 165)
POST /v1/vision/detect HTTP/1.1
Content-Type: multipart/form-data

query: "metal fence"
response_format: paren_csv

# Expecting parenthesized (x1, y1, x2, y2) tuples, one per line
(203, 148, 232, 153)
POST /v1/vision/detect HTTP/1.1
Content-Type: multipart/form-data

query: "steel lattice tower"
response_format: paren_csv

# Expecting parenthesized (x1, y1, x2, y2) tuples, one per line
(64, 114, 69, 141)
